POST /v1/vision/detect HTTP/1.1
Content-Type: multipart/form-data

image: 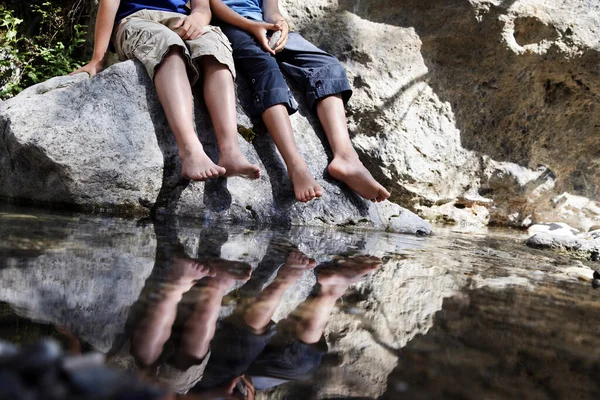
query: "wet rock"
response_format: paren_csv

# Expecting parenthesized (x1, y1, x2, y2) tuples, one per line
(0, 340, 166, 400)
(593, 271, 600, 279)
(592, 279, 600, 289)
(526, 222, 600, 259)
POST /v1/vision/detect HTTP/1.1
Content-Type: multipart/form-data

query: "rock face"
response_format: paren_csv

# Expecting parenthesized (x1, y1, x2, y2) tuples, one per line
(0, 63, 430, 235)
(2, 0, 600, 231)
(282, 0, 600, 229)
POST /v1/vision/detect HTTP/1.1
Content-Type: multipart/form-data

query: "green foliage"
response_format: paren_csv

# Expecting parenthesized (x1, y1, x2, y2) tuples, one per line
(237, 125, 258, 143)
(0, 1, 88, 99)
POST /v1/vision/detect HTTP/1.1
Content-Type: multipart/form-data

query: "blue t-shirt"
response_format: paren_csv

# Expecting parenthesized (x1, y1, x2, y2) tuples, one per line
(116, 0, 189, 23)
(222, 0, 263, 21)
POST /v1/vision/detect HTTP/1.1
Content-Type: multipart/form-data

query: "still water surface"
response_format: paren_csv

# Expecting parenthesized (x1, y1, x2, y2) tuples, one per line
(1, 204, 599, 399)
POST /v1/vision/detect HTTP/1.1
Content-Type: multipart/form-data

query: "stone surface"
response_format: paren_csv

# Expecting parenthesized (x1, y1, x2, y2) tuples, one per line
(526, 222, 600, 258)
(3, 0, 600, 230)
(0, 62, 431, 235)
(282, 0, 600, 228)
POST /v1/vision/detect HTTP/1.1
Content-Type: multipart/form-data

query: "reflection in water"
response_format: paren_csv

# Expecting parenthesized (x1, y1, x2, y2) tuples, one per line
(103, 218, 382, 396)
(193, 254, 381, 398)
(2, 206, 600, 399)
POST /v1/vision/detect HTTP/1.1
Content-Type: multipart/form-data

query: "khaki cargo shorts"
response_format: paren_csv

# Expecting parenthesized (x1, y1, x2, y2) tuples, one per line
(113, 9, 236, 85)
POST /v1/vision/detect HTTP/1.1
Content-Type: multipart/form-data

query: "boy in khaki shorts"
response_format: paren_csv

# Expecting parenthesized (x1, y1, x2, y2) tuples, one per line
(73, 0, 261, 181)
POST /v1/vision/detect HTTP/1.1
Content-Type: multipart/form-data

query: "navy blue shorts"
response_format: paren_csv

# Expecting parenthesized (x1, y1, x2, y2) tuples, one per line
(193, 318, 327, 390)
(220, 24, 353, 117)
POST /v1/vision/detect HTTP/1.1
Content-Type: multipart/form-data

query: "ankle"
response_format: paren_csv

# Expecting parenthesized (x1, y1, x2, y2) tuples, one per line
(179, 142, 205, 158)
(332, 150, 359, 162)
(218, 145, 243, 158)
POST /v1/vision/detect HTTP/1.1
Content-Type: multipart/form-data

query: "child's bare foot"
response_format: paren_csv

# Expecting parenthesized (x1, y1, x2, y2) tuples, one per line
(289, 166, 324, 202)
(218, 151, 261, 179)
(167, 257, 216, 291)
(317, 255, 382, 294)
(180, 148, 226, 181)
(328, 155, 390, 202)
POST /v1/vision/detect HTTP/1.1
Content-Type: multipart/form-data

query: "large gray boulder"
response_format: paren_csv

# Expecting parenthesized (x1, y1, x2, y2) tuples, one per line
(0, 61, 430, 235)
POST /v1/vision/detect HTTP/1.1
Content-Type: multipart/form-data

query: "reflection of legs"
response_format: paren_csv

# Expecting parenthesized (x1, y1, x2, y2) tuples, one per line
(175, 260, 252, 369)
(283, 255, 382, 344)
(199, 56, 261, 179)
(242, 250, 316, 332)
(317, 95, 391, 202)
(131, 258, 214, 367)
(154, 47, 225, 181)
(262, 106, 324, 202)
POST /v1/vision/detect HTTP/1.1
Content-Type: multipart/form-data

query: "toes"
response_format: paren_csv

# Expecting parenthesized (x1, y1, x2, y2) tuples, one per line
(315, 187, 324, 197)
(307, 188, 316, 200)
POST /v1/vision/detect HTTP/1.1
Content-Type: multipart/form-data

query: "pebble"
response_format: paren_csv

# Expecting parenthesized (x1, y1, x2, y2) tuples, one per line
(269, 30, 282, 49)
(592, 279, 600, 289)
(593, 270, 600, 280)
(591, 252, 600, 262)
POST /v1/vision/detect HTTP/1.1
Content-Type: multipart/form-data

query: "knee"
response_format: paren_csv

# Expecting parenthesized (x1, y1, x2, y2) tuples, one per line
(164, 45, 186, 60)
(199, 55, 226, 72)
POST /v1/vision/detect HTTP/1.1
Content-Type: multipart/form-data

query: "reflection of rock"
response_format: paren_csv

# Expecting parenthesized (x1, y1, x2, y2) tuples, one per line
(381, 284, 600, 399)
(0, 213, 156, 353)
(260, 241, 470, 399)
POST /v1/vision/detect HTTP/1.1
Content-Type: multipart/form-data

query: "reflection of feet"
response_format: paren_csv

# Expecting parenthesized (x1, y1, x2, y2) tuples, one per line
(317, 255, 382, 294)
(289, 165, 324, 202)
(328, 155, 390, 202)
(275, 250, 317, 285)
(55, 326, 82, 355)
(180, 147, 226, 181)
(205, 258, 252, 290)
(168, 257, 215, 291)
(218, 151, 261, 179)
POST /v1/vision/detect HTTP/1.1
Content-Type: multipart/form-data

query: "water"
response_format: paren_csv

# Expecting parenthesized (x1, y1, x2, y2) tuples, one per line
(0, 204, 599, 399)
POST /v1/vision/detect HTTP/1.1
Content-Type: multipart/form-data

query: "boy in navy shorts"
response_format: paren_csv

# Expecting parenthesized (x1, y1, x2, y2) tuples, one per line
(73, 0, 261, 181)
(209, 0, 391, 202)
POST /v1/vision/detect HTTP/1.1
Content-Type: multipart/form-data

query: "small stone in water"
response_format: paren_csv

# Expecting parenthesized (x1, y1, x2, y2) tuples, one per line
(593, 270, 600, 280)
(592, 279, 600, 289)
(591, 251, 600, 262)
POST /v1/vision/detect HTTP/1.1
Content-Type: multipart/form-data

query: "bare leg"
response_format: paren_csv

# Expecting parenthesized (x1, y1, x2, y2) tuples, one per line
(282, 255, 381, 344)
(200, 56, 260, 179)
(130, 258, 214, 367)
(175, 259, 252, 369)
(262, 105, 324, 202)
(317, 95, 391, 202)
(242, 251, 316, 332)
(154, 47, 225, 180)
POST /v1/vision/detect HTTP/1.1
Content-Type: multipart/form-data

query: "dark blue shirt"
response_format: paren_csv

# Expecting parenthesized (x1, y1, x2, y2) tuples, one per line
(116, 0, 189, 24)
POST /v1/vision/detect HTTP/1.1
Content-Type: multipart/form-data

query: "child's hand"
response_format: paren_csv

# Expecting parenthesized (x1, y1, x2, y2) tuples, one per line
(272, 19, 289, 52)
(247, 21, 280, 55)
(173, 12, 208, 40)
(70, 59, 104, 77)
